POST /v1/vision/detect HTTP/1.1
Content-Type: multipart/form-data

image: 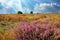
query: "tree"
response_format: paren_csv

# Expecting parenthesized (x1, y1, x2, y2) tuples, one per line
(17, 11, 23, 14)
(30, 11, 33, 14)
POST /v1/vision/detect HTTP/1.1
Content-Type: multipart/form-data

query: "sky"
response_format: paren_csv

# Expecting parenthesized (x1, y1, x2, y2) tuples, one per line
(0, 0, 60, 14)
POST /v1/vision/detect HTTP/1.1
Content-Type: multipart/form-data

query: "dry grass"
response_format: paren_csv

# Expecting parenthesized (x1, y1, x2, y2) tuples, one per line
(0, 14, 60, 22)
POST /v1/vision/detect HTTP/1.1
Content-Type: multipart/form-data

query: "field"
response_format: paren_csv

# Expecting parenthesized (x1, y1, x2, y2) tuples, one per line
(0, 14, 60, 40)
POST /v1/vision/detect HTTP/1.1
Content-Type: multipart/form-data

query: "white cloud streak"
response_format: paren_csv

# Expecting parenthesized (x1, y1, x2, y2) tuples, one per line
(22, 7, 31, 13)
(0, 0, 22, 13)
(34, 3, 60, 13)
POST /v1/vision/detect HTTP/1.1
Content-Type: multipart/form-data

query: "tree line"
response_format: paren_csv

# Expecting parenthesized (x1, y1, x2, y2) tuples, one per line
(17, 11, 33, 14)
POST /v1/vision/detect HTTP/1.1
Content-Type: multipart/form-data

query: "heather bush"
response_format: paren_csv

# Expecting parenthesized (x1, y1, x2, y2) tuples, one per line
(11, 21, 60, 40)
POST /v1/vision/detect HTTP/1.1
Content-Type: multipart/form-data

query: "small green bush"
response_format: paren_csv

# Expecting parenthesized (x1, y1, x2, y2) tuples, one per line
(30, 11, 33, 14)
(17, 11, 23, 14)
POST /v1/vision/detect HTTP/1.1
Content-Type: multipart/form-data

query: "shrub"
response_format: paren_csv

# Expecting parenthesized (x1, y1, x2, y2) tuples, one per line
(11, 21, 60, 40)
(30, 11, 33, 14)
(17, 11, 23, 14)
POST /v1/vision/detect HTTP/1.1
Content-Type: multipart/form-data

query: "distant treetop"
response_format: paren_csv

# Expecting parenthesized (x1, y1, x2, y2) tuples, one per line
(30, 11, 33, 14)
(17, 11, 23, 14)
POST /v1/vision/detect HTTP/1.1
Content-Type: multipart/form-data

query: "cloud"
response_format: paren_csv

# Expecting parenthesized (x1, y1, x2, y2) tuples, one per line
(0, 4, 14, 14)
(0, 0, 60, 14)
(34, 3, 60, 13)
(0, 0, 22, 14)
(0, 4, 16, 14)
(22, 7, 31, 13)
